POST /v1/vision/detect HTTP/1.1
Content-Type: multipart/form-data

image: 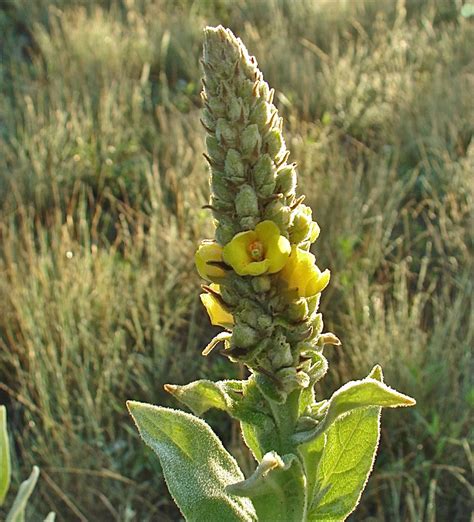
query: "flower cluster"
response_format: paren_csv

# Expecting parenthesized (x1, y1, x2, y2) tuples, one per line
(195, 26, 337, 393)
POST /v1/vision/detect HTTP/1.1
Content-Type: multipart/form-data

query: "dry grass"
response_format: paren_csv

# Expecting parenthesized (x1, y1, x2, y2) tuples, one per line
(0, 0, 472, 519)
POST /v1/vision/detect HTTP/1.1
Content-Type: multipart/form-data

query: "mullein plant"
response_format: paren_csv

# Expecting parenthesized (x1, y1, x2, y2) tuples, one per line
(128, 26, 415, 521)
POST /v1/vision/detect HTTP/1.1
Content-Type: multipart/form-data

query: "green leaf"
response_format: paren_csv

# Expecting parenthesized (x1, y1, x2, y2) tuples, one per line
(6, 466, 39, 522)
(0, 406, 11, 506)
(166, 378, 280, 463)
(293, 367, 415, 445)
(308, 407, 380, 521)
(166, 378, 271, 427)
(127, 401, 257, 522)
(227, 451, 306, 522)
(299, 434, 325, 509)
(164, 379, 241, 416)
(304, 365, 388, 520)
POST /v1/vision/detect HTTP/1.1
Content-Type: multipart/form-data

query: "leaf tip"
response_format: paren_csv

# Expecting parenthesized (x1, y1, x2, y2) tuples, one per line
(368, 364, 384, 382)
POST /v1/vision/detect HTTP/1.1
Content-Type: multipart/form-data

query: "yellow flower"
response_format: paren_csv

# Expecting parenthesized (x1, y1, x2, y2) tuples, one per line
(195, 241, 226, 281)
(222, 220, 291, 276)
(280, 246, 330, 297)
(200, 284, 234, 328)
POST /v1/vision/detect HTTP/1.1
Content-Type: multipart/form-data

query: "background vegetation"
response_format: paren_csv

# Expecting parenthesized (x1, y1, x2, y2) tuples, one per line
(0, 0, 472, 520)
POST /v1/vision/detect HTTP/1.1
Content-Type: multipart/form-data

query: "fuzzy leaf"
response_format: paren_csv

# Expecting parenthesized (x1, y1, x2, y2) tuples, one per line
(6, 466, 39, 522)
(304, 365, 387, 520)
(164, 379, 241, 416)
(308, 407, 380, 521)
(227, 452, 306, 522)
(0, 406, 11, 506)
(166, 378, 270, 426)
(127, 401, 257, 522)
(293, 366, 415, 445)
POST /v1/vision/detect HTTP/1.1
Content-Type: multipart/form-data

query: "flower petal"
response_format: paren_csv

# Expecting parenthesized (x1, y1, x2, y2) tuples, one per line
(265, 235, 291, 273)
(305, 268, 330, 297)
(242, 259, 270, 276)
(195, 241, 226, 281)
(222, 230, 256, 275)
(255, 220, 281, 241)
(200, 293, 234, 328)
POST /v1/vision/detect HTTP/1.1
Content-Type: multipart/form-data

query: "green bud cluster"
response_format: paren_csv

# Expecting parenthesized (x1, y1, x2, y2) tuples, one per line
(201, 26, 337, 397)
(202, 26, 297, 238)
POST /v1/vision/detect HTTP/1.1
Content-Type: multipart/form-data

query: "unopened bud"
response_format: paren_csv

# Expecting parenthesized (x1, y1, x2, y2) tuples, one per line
(228, 96, 243, 122)
(224, 149, 245, 181)
(310, 313, 324, 340)
(257, 313, 273, 332)
(239, 216, 259, 230)
(264, 200, 291, 232)
(235, 184, 259, 218)
(206, 136, 225, 164)
(287, 298, 309, 322)
(306, 294, 321, 316)
(253, 154, 276, 197)
(202, 108, 216, 131)
(238, 79, 254, 99)
(208, 97, 226, 118)
(266, 128, 285, 161)
(250, 100, 272, 127)
(251, 275, 272, 293)
(275, 164, 296, 195)
(216, 118, 238, 146)
(211, 174, 233, 203)
(215, 218, 237, 245)
(289, 204, 313, 244)
(241, 124, 262, 157)
(270, 333, 293, 369)
(232, 322, 260, 349)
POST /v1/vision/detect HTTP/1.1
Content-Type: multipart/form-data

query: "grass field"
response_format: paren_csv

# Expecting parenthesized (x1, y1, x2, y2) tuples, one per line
(0, 0, 472, 520)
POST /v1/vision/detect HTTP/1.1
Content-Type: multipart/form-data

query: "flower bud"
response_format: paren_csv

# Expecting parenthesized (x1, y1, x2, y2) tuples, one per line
(269, 332, 293, 369)
(289, 204, 313, 244)
(215, 218, 237, 245)
(208, 97, 226, 118)
(258, 80, 270, 100)
(239, 216, 259, 230)
(228, 96, 244, 122)
(241, 124, 262, 157)
(220, 285, 239, 306)
(275, 164, 297, 195)
(195, 241, 226, 281)
(264, 200, 292, 232)
(266, 128, 285, 161)
(232, 322, 260, 348)
(287, 298, 309, 322)
(224, 149, 245, 181)
(202, 108, 216, 131)
(306, 294, 321, 317)
(235, 184, 259, 218)
(211, 174, 234, 203)
(206, 136, 226, 164)
(253, 154, 276, 198)
(250, 100, 272, 127)
(310, 313, 324, 341)
(251, 275, 272, 293)
(216, 118, 238, 146)
(237, 79, 254, 99)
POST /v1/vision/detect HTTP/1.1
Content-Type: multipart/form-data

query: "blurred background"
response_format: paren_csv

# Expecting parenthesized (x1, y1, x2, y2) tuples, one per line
(0, 0, 472, 520)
